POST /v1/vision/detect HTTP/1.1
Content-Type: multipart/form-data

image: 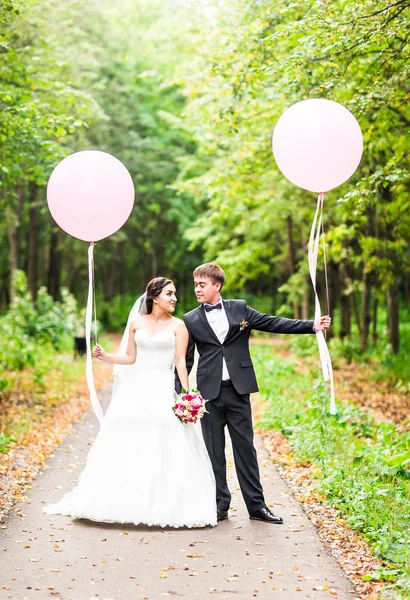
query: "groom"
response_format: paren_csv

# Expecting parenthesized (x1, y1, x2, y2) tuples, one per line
(177, 262, 331, 524)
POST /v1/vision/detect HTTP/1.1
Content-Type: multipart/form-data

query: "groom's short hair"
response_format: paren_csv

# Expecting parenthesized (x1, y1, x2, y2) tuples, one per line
(193, 263, 225, 289)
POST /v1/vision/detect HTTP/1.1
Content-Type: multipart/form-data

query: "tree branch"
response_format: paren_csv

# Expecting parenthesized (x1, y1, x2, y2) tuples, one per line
(341, 0, 410, 24)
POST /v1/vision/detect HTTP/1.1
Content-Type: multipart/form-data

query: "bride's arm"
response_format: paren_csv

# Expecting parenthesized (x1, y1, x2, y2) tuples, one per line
(175, 320, 190, 391)
(93, 321, 137, 365)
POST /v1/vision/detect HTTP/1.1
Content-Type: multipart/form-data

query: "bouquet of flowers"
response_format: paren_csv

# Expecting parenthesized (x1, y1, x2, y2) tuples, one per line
(173, 388, 208, 424)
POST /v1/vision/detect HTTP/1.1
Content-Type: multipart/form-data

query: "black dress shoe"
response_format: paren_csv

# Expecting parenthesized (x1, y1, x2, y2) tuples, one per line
(249, 506, 283, 524)
(217, 509, 229, 522)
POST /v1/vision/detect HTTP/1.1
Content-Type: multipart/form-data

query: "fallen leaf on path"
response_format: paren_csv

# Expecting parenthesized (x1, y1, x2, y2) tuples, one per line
(313, 585, 329, 591)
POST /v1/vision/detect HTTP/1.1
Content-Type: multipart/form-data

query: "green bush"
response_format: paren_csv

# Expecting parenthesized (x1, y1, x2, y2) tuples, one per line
(98, 294, 140, 330)
(0, 270, 82, 371)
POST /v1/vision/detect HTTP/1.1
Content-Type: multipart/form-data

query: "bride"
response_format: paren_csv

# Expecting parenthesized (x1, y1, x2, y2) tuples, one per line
(43, 277, 217, 528)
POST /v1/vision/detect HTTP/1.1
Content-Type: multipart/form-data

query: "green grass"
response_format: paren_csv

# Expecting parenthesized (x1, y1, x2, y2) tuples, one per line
(252, 344, 410, 599)
(0, 334, 114, 455)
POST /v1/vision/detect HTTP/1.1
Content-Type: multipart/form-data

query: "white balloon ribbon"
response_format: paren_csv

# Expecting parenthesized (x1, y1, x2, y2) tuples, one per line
(85, 243, 104, 425)
(308, 193, 336, 415)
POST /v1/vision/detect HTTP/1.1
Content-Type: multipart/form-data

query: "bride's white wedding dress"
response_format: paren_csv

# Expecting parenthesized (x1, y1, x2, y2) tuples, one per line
(43, 329, 217, 528)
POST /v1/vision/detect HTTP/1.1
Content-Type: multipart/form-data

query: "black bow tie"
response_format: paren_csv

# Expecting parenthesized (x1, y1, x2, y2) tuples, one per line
(204, 302, 222, 312)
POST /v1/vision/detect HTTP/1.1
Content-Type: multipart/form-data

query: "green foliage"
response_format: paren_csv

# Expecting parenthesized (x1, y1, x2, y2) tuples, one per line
(176, 0, 409, 351)
(0, 0, 206, 314)
(252, 343, 410, 597)
(1, 0, 408, 354)
(97, 294, 137, 331)
(0, 270, 81, 370)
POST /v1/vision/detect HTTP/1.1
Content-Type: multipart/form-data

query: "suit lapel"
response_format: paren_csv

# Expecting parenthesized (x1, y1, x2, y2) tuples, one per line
(198, 305, 222, 344)
(223, 300, 235, 342)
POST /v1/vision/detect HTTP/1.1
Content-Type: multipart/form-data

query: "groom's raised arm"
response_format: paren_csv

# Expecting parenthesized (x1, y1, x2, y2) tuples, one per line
(246, 305, 314, 334)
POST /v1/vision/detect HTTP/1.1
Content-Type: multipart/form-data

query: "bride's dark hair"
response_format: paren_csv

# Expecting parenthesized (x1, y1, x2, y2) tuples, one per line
(145, 277, 173, 314)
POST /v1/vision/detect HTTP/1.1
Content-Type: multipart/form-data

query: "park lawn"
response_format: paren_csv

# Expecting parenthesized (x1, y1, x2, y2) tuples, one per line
(252, 343, 410, 599)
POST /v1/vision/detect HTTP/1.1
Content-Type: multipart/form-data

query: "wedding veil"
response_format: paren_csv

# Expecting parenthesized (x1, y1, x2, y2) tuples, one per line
(111, 293, 147, 397)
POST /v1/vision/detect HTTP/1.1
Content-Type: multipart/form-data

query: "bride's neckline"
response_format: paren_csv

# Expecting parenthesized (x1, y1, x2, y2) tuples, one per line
(136, 329, 176, 339)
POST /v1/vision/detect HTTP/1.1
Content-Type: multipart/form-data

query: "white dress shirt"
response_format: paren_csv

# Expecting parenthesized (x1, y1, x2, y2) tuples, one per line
(204, 298, 231, 380)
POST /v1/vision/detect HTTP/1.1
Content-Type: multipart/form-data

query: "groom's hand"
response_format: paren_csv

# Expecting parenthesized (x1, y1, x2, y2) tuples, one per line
(313, 315, 331, 332)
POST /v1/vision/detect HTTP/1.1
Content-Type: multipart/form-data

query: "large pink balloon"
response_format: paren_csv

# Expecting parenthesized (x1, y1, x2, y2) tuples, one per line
(47, 151, 135, 242)
(272, 99, 363, 193)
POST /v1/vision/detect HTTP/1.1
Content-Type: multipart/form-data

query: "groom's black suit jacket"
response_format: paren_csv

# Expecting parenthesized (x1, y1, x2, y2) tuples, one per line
(177, 299, 314, 400)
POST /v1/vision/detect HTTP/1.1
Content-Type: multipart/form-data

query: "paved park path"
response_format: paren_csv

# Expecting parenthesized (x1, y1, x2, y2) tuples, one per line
(0, 388, 356, 600)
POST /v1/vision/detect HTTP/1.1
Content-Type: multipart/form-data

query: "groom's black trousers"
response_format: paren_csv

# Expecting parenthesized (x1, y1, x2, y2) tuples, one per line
(201, 380, 265, 514)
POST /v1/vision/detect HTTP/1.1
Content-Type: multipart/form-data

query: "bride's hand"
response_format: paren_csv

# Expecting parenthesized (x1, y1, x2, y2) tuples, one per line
(93, 344, 107, 361)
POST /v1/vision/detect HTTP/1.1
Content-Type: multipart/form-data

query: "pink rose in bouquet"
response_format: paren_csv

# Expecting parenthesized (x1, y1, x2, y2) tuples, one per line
(173, 388, 208, 424)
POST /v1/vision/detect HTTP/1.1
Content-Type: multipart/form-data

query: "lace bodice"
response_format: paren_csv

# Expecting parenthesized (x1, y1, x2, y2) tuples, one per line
(134, 329, 176, 371)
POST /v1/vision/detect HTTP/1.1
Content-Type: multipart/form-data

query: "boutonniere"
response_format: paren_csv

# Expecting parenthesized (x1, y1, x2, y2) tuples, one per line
(239, 319, 249, 332)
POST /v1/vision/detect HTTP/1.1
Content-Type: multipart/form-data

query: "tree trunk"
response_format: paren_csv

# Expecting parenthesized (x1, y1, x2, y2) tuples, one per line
(372, 295, 378, 346)
(387, 283, 399, 353)
(7, 213, 18, 304)
(65, 266, 79, 292)
(48, 227, 61, 301)
(325, 262, 338, 340)
(6, 185, 24, 304)
(360, 202, 377, 351)
(301, 234, 309, 319)
(339, 264, 351, 338)
(340, 292, 351, 338)
(351, 289, 362, 337)
(301, 282, 309, 320)
(360, 269, 371, 351)
(286, 214, 299, 318)
(270, 276, 277, 313)
(27, 183, 39, 300)
(403, 274, 409, 308)
(381, 185, 400, 354)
